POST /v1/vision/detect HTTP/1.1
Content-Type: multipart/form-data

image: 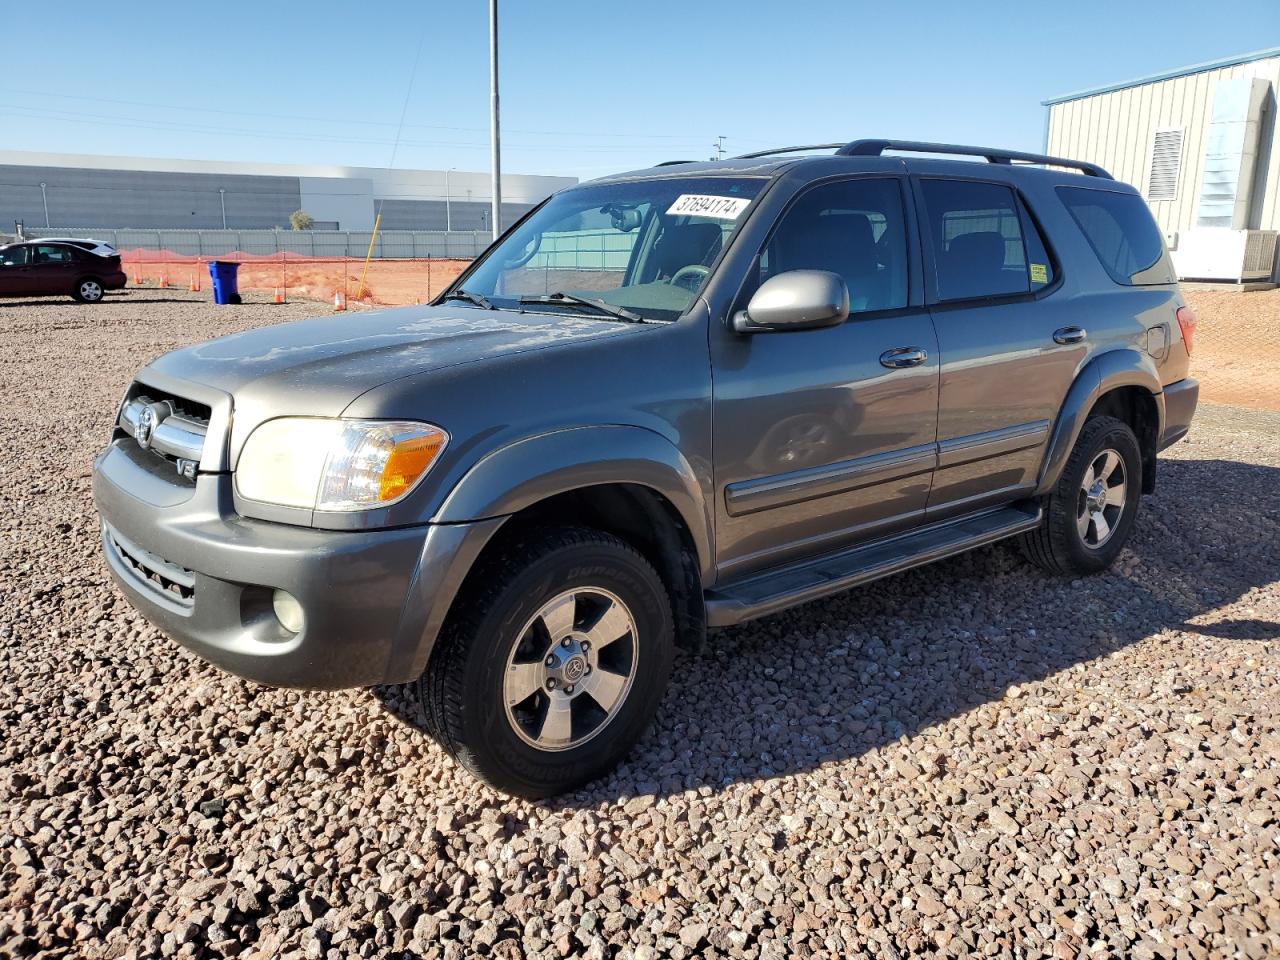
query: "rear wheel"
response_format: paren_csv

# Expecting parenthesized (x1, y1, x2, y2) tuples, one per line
(418, 527, 674, 798)
(72, 278, 104, 303)
(1021, 415, 1142, 575)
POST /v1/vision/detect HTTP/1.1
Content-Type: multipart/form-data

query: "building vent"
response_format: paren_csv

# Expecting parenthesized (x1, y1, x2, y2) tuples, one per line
(1147, 128, 1184, 201)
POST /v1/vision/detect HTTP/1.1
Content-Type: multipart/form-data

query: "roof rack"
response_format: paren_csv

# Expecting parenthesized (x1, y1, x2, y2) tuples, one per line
(732, 139, 1112, 178)
(838, 140, 1112, 178)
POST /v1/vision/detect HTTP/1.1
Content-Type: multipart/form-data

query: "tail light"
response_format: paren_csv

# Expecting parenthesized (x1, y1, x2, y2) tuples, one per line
(1176, 306, 1196, 356)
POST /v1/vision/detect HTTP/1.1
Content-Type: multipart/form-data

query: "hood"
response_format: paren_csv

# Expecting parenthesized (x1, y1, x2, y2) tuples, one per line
(147, 303, 637, 418)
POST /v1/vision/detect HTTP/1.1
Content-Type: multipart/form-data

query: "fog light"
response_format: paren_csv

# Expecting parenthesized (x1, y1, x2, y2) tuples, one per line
(272, 590, 304, 634)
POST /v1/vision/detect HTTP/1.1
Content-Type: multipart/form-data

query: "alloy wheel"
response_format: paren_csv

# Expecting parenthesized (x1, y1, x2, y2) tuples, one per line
(1076, 448, 1127, 548)
(503, 587, 638, 751)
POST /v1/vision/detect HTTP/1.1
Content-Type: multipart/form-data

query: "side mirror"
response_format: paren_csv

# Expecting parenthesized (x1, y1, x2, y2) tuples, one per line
(732, 270, 849, 334)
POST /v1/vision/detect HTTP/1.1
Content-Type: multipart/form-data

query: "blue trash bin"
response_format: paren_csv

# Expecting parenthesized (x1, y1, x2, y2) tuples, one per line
(208, 260, 242, 305)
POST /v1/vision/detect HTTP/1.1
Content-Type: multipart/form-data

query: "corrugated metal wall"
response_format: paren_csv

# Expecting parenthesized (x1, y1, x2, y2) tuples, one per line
(0, 165, 303, 230)
(1046, 55, 1280, 235)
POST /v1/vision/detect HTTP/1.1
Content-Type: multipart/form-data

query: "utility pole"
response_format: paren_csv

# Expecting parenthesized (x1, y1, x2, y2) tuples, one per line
(489, 0, 502, 241)
(711, 136, 726, 161)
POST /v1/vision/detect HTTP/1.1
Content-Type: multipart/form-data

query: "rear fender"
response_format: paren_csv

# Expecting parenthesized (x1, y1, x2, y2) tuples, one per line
(1035, 349, 1165, 496)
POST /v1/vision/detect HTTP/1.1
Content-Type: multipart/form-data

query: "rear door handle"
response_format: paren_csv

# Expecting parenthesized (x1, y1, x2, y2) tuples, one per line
(1053, 326, 1087, 345)
(880, 346, 928, 369)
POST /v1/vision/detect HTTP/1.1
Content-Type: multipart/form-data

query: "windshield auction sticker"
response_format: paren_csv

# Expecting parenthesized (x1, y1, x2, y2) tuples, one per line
(666, 194, 751, 219)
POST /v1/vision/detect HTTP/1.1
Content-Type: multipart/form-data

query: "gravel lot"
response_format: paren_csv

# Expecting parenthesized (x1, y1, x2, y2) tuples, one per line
(2, 291, 1277, 959)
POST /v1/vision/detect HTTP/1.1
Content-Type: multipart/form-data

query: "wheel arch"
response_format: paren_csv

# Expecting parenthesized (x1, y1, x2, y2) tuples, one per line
(434, 425, 713, 579)
(1035, 349, 1165, 496)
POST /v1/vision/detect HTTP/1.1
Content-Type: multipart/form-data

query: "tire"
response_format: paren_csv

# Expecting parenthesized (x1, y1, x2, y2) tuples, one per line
(72, 277, 105, 303)
(418, 527, 674, 798)
(1021, 415, 1143, 575)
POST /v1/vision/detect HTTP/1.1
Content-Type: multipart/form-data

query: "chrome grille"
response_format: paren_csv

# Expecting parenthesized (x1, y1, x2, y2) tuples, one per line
(119, 390, 209, 476)
(104, 523, 195, 608)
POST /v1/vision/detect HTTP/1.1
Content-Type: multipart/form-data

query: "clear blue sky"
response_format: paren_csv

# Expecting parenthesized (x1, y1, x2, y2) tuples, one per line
(5, 0, 1277, 180)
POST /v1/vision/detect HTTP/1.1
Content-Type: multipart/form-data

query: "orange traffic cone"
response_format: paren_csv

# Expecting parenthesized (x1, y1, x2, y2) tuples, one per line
(273, 287, 284, 304)
(158, 274, 169, 289)
(333, 289, 347, 312)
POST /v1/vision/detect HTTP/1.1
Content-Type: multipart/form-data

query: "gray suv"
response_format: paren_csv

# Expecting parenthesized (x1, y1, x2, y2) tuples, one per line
(93, 140, 1199, 797)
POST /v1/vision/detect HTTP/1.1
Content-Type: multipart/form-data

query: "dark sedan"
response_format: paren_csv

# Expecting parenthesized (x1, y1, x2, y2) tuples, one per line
(0, 241, 128, 303)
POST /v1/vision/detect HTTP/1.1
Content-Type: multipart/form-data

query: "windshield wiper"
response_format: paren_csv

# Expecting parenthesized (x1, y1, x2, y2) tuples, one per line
(518, 292, 650, 324)
(442, 289, 496, 310)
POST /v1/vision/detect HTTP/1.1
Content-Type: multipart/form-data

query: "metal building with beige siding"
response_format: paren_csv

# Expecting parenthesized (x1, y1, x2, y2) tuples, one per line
(1043, 47, 1279, 283)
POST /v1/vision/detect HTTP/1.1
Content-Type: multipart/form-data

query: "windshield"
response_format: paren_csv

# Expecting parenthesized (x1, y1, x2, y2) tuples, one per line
(454, 176, 767, 322)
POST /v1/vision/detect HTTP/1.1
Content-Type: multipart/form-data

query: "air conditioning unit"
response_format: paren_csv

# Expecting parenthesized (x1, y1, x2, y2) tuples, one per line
(1171, 228, 1278, 282)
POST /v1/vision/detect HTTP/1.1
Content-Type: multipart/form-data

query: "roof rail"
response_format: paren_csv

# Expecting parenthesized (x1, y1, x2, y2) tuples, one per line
(733, 143, 846, 159)
(837, 139, 1113, 178)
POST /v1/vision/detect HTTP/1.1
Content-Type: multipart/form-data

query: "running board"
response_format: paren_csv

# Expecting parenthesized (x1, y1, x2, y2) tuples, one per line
(705, 502, 1043, 627)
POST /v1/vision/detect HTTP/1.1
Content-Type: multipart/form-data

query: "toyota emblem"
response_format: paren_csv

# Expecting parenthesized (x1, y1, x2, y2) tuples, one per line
(136, 406, 158, 450)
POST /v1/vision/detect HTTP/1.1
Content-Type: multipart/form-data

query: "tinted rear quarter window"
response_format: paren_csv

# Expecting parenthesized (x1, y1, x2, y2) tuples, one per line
(1057, 187, 1173, 285)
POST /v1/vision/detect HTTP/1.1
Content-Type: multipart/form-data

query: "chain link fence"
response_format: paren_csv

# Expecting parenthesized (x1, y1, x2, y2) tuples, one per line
(24, 228, 494, 260)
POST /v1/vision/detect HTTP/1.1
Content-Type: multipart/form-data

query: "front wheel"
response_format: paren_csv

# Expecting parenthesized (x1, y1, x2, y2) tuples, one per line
(72, 278, 105, 303)
(1020, 415, 1143, 575)
(418, 527, 674, 798)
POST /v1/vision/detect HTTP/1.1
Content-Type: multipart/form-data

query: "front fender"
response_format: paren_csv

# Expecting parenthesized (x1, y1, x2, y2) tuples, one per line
(1035, 349, 1166, 496)
(433, 425, 714, 579)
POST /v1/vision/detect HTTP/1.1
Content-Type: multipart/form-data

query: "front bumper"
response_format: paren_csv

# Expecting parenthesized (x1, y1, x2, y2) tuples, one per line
(93, 440, 502, 689)
(1159, 377, 1199, 450)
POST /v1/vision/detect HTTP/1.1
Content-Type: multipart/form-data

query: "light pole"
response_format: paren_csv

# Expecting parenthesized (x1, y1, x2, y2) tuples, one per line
(445, 168, 455, 232)
(39, 182, 50, 227)
(489, 0, 502, 240)
(218, 188, 227, 229)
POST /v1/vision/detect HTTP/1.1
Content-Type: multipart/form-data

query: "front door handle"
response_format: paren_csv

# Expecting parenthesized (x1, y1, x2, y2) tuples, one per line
(1053, 326, 1087, 345)
(880, 346, 928, 369)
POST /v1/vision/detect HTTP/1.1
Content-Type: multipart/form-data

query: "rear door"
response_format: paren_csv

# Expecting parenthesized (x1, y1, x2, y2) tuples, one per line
(710, 175, 940, 578)
(31, 244, 80, 295)
(914, 176, 1082, 518)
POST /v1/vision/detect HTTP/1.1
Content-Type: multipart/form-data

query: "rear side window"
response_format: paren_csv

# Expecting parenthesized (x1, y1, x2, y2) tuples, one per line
(1057, 187, 1173, 285)
(1, 245, 30, 266)
(921, 179, 1039, 300)
(34, 245, 77, 264)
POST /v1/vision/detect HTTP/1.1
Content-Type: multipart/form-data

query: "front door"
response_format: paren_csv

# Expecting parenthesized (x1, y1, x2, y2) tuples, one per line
(711, 176, 940, 580)
(0, 244, 35, 295)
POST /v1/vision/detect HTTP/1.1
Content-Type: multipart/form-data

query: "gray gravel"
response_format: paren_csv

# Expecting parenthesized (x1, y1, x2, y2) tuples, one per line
(2, 291, 1278, 959)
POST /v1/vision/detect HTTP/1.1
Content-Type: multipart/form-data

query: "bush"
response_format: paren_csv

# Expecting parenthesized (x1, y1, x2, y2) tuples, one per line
(289, 210, 315, 231)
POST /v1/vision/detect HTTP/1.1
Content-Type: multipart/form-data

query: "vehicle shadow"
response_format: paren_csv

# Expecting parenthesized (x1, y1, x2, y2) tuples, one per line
(373, 457, 1278, 805)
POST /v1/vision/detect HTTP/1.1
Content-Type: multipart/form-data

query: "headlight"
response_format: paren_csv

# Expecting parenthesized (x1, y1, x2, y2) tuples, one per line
(235, 418, 448, 511)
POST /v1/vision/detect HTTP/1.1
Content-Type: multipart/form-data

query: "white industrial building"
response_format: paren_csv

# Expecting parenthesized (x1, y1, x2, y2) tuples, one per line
(1043, 46, 1280, 283)
(0, 149, 576, 233)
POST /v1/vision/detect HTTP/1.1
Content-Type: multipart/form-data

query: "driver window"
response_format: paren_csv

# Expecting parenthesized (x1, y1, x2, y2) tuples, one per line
(757, 179, 909, 314)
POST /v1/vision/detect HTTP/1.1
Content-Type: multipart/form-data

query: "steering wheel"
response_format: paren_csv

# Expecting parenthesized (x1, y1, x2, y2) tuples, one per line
(668, 264, 710, 291)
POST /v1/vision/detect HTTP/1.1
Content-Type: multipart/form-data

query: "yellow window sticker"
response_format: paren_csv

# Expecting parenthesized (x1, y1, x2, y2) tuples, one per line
(1030, 263, 1049, 284)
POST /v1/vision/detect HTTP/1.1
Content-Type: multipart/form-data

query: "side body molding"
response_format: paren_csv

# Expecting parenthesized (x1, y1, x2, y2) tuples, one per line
(433, 425, 714, 581)
(1035, 349, 1166, 496)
